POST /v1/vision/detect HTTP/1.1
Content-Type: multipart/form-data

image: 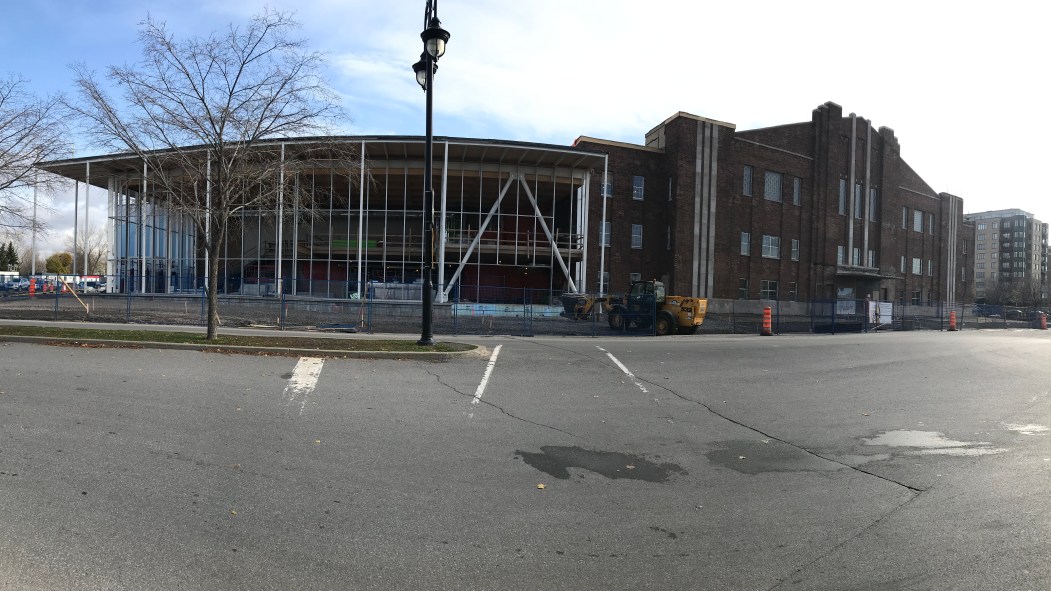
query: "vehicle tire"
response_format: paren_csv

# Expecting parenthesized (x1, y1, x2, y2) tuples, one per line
(676, 325, 699, 335)
(608, 309, 625, 331)
(655, 313, 674, 336)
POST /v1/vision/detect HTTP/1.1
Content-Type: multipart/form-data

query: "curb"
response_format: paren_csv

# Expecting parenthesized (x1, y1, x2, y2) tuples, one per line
(0, 335, 477, 361)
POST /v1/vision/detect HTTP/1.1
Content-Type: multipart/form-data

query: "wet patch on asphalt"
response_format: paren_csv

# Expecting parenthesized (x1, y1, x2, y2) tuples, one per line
(514, 446, 685, 482)
(862, 430, 1007, 456)
(705, 439, 840, 474)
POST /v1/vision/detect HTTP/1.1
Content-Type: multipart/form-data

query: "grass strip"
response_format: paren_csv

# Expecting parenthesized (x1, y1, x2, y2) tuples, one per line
(0, 325, 473, 353)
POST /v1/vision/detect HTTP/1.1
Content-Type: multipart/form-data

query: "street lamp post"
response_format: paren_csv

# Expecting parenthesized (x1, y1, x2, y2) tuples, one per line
(412, 1, 450, 347)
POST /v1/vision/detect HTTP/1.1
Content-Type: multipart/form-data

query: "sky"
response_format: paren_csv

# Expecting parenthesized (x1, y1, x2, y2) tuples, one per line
(3, 0, 1050, 256)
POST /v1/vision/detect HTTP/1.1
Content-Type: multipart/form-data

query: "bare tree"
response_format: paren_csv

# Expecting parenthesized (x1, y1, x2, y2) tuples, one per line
(70, 9, 354, 339)
(65, 224, 108, 275)
(0, 76, 67, 231)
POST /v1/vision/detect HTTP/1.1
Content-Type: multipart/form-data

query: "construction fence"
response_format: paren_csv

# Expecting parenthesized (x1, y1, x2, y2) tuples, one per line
(0, 279, 1046, 337)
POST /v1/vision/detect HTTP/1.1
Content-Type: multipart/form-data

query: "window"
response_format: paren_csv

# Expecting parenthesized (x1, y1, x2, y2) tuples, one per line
(792, 177, 801, 206)
(993, 233, 998, 239)
(601, 174, 613, 197)
(902, 207, 908, 229)
(631, 224, 643, 249)
(977, 243, 985, 250)
(867, 250, 876, 267)
(743, 166, 753, 196)
(601, 221, 611, 247)
(854, 183, 863, 219)
(760, 280, 778, 300)
(601, 272, 610, 292)
(928, 260, 933, 276)
(791, 239, 800, 261)
(629, 272, 641, 282)
(977, 271, 985, 278)
(913, 210, 923, 232)
(869, 187, 878, 220)
(912, 257, 921, 275)
(978, 223, 987, 231)
(740, 232, 750, 256)
(993, 222, 998, 229)
(764, 171, 782, 202)
(977, 253, 985, 260)
(839, 179, 847, 215)
(852, 247, 860, 265)
(837, 245, 845, 265)
(738, 278, 748, 299)
(900, 255, 906, 273)
(977, 234, 985, 241)
(912, 290, 921, 306)
(761, 235, 780, 258)
(788, 281, 798, 301)
(632, 175, 645, 200)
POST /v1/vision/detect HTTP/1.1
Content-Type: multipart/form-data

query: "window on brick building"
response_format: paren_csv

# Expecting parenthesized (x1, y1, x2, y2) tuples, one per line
(600, 272, 610, 293)
(839, 179, 847, 215)
(900, 255, 905, 273)
(869, 187, 878, 220)
(868, 250, 876, 267)
(764, 171, 782, 202)
(913, 210, 923, 232)
(760, 280, 778, 300)
(788, 281, 797, 301)
(854, 183, 863, 219)
(601, 221, 611, 247)
(629, 272, 641, 282)
(852, 247, 860, 265)
(601, 174, 613, 197)
(632, 176, 645, 200)
(902, 207, 908, 229)
(912, 257, 921, 275)
(791, 239, 799, 261)
(761, 235, 780, 258)
(912, 290, 921, 305)
(743, 166, 753, 196)
(792, 177, 801, 205)
(740, 232, 750, 256)
(837, 245, 845, 265)
(928, 260, 933, 276)
(738, 278, 748, 299)
(631, 224, 643, 249)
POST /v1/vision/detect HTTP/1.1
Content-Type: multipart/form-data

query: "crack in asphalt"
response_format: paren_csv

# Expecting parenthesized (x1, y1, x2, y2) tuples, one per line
(763, 493, 923, 591)
(633, 372, 926, 493)
(427, 371, 580, 439)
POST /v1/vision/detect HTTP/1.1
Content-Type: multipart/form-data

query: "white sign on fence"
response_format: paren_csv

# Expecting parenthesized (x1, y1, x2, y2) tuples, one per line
(868, 301, 893, 325)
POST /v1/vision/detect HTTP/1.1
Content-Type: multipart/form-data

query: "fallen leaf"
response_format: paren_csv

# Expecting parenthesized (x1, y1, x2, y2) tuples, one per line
(625, 465, 636, 470)
(314, 439, 321, 444)
(862, 412, 870, 416)
(230, 510, 237, 516)
(536, 483, 546, 490)
(738, 456, 746, 460)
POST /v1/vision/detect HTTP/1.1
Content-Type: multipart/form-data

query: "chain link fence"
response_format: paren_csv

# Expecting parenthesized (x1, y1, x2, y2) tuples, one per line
(0, 276, 1047, 336)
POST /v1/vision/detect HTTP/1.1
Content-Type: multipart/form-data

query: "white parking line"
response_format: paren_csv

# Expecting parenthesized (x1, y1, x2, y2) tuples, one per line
(283, 357, 325, 415)
(596, 346, 649, 393)
(472, 345, 503, 405)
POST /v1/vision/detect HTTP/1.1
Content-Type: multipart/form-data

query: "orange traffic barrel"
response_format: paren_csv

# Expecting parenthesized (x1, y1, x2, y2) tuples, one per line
(948, 310, 957, 331)
(761, 306, 773, 336)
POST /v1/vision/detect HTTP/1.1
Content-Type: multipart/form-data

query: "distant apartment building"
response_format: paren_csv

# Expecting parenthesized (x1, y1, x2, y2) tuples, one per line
(964, 209, 1048, 304)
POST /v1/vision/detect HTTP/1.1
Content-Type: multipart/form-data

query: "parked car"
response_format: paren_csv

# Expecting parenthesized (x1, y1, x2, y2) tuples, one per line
(78, 280, 103, 293)
(1005, 309, 1026, 320)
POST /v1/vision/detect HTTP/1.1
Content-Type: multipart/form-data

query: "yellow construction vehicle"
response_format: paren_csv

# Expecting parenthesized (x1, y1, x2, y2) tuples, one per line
(559, 279, 707, 335)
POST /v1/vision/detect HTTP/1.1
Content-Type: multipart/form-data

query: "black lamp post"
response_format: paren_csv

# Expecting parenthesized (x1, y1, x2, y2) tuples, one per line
(412, 1, 450, 347)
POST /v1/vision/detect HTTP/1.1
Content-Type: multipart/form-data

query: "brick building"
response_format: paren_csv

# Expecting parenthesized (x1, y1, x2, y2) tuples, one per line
(576, 101, 975, 306)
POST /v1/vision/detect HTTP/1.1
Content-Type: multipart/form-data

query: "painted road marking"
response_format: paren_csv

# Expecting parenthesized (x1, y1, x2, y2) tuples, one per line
(284, 357, 325, 415)
(472, 345, 503, 406)
(596, 346, 649, 393)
